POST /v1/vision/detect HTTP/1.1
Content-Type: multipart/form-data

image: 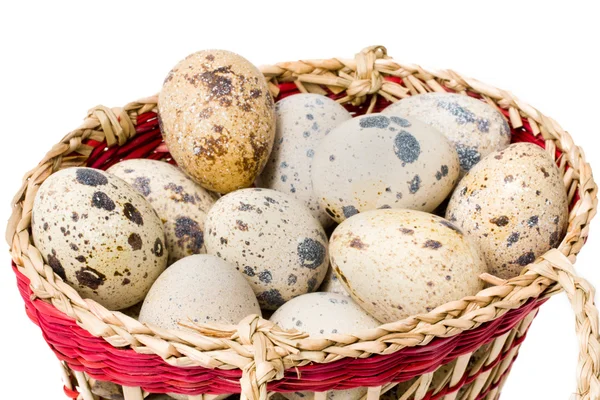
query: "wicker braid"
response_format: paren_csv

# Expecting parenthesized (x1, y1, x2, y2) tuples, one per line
(6, 46, 600, 400)
(525, 250, 600, 399)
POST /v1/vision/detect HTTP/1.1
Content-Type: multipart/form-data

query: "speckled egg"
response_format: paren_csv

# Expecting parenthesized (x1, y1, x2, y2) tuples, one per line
(445, 143, 568, 279)
(31, 167, 167, 310)
(139, 254, 260, 329)
(270, 292, 380, 336)
(329, 209, 487, 323)
(270, 292, 380, 400)
(204, 188, 329, 310)
(318, 266, 350, 297)
(259, 94, 352, 227)
(107, 159, 217, 264)
(158, 49, 276, 194)
(383, 93, 511, 173)
(312, 114, 460, 223)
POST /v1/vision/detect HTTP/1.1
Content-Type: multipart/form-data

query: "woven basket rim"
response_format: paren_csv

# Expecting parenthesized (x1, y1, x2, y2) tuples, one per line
(7, 45, 598, 377)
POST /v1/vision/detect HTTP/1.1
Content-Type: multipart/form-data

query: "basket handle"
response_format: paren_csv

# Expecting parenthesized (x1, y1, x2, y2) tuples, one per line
(526, 249, 600, 399)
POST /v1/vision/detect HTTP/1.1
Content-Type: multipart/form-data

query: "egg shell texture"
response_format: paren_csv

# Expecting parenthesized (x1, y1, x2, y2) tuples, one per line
(31, 168, 168, 310)
(204, 188, 329, 310)
(158, 49, 276, 194)
(445, 143, 568, 279)
(270, 292, 379, 400)
(259, 94, 352, 227)
(311, 114, 460, 223)
(108, 159, 217, 264)
(318, 266, 350, 297)
(329, 209, 487, 323)
(383, 92, 511, 173)
(138, 254, 260, 330)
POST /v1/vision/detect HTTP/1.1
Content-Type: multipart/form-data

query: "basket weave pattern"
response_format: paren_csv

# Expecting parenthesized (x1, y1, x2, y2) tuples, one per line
(7, 46, 600, 400)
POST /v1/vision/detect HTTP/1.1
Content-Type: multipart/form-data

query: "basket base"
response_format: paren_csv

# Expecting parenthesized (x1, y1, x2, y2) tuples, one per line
(57, 308, 537, 400)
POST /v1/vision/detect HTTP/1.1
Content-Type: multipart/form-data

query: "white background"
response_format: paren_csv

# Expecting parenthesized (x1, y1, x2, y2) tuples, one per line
(1, 1, 599, 399)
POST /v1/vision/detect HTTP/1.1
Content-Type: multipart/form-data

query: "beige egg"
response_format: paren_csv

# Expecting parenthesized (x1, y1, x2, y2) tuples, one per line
(318, 266, 350, 297)
(270, 292, 380, 400)
(312, 114, 460, 223)
(259, 94, 352, 227)
(32, 168, 167, 310)
(383, 92, 511, 173)
(139, 254, 260, 330)
(445, 143, 568, 279)
(158, 49, 276, 194)
(205, 188, 329, 310)
(108, 159, 217, 264)
(270, 292, 380, 336)
(330, 209, 487, 323)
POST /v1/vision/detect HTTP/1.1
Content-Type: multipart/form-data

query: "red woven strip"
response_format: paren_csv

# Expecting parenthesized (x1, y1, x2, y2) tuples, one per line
(63, 385, 79, 399)
(13, 264, 544, 395)
(13, 87, 563, 396)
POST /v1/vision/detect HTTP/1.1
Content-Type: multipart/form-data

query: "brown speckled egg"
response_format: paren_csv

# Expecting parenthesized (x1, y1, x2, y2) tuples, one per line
(312, 114, 460, 223)
(259, 94, 352, 227)
(329, 209, 487, 323)
(383, 93, 511, 173)
(445, 143, 568, 279)
(31, 168, 168, 310)
(158, 49, 276, 194)
(270, 292, 380, 400)
(204, 188, 329, 310)
(138, 255, 260, 330)
(108, 159, 217, 264)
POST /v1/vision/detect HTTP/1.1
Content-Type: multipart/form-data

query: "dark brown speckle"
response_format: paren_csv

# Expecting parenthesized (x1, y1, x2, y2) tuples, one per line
(516, 251, 536, 266)
(152, 238, 164, 257)
(423, 240, 442, 250)
(47, 251, 66, 280)
(91, 191, 115, 211)
(174, 217, 204, 253)
(349, 237, 367, 250)
(75, 267, 106, 289)
(490, 216, 510, 227)
(128, 233, 143, 250)
(76, 169, 108, 187)
(123, 203, 144, 226)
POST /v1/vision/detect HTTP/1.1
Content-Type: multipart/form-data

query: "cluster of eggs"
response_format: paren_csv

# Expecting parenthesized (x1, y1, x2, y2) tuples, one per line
(31, 49, 569, 400)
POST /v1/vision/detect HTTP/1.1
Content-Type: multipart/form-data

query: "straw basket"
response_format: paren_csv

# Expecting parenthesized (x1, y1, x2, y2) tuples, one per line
(7, 45, 600, 400)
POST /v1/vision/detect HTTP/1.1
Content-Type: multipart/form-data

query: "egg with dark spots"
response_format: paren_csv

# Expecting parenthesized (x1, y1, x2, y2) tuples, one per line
(329, 209, 487, 323)
(31, 167, 167, 310)
(270, 292, 380, 400)
(158, 49, 276, 193)
(139, 255, 260, 330)
(446, 143, 568, 279)
(108, 159, 217, 264)
(383, 92, 511, 173)
(258, 94, 351, 227)
(205, 188, 328, 309)
(312, 113, 459, 223)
